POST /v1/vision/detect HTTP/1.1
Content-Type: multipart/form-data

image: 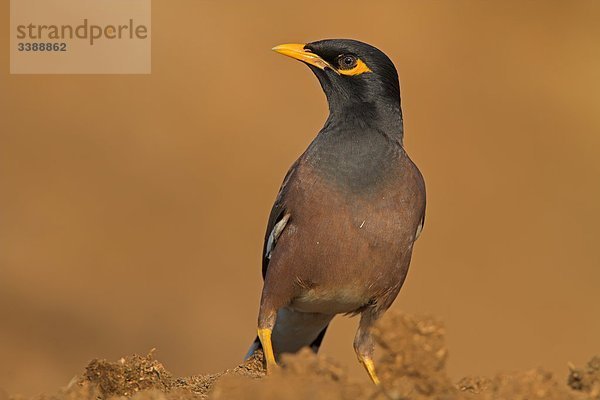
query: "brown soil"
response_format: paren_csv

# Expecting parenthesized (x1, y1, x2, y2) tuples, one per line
(10, 311, 599, 400)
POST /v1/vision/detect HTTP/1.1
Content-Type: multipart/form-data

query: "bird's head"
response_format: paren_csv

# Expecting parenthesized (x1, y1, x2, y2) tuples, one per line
(272, 39, 402, 128)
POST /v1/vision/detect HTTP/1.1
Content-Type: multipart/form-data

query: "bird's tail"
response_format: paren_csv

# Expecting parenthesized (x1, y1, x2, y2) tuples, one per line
(244, 336, 262, 361)
(244, 308, 333, 361)
(244, 325, 329, 361)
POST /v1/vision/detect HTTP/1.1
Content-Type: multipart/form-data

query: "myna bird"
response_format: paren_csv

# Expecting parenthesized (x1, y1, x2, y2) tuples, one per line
(245, 39, 426, 385)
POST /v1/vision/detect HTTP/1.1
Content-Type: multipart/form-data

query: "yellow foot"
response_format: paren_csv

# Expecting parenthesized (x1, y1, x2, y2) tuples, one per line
(257, 328, 277, 374)
(360, 357, 381, 385)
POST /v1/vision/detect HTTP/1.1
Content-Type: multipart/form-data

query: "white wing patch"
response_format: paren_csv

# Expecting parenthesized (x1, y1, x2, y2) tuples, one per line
(266, 213, 291, 259)
(415, 217, 424, 240)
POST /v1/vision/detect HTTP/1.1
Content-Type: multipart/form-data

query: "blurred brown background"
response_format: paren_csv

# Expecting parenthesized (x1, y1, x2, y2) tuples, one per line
(1, 0, 599, 396)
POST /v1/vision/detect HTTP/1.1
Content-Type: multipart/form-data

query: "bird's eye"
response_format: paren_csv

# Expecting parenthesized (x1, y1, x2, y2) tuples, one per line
(337, 54, 358, 70)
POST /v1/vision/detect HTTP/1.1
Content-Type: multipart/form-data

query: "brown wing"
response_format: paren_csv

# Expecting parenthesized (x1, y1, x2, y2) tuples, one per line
(261, 159, 300, 279)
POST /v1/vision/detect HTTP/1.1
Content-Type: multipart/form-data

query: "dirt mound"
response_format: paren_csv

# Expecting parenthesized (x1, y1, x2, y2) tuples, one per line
(372, 312, 455, 399)
(11, 311, 599, 400)
(84, 351, 174, 397)
(569, 356, 600, 398)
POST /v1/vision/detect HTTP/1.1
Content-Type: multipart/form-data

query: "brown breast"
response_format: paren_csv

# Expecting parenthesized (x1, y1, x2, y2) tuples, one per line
(267, 151, 425, 314)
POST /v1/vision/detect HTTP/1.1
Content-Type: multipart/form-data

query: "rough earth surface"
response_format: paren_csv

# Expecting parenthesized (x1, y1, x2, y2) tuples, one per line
(9, 311, 599, 400)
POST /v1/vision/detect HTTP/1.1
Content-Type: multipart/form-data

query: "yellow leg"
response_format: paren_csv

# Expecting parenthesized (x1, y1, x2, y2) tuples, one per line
(257, 328, 277, 374)
(360, 357, 381, 385)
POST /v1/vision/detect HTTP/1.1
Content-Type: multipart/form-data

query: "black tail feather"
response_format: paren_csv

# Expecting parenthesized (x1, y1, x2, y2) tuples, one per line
(309, 324, 329, 353)
(243, 323, 330, 361)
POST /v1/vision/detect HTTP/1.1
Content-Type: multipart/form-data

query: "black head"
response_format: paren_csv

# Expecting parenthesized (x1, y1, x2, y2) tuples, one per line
(273, 39, 403, 132)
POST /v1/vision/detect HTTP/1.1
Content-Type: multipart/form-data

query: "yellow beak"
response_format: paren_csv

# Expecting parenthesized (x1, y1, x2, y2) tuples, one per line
(272, 43, 338, 74)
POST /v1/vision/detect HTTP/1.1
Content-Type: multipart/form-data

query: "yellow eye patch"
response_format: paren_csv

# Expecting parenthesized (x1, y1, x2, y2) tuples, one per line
(338, 59, 372, 76)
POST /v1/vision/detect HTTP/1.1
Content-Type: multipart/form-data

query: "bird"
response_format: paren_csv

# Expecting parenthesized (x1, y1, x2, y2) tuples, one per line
(245, 39, 426, 385)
